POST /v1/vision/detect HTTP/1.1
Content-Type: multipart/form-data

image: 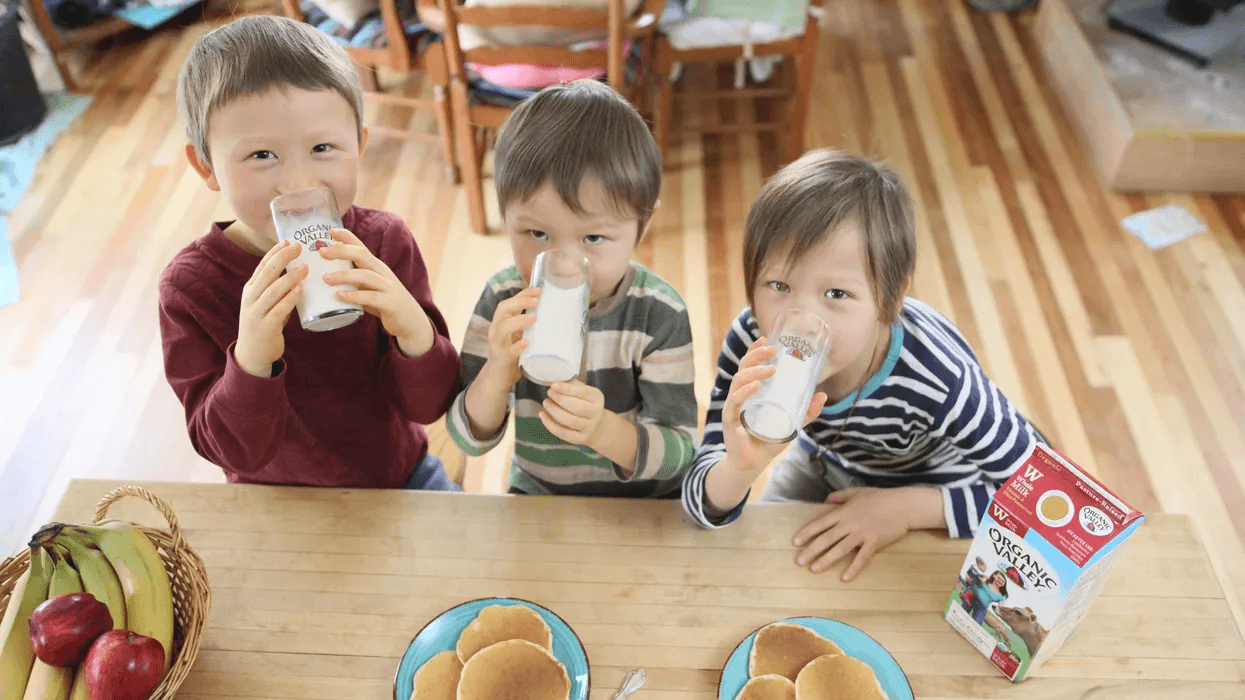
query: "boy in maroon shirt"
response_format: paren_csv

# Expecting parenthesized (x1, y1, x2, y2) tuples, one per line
(159, 16, 460, 488)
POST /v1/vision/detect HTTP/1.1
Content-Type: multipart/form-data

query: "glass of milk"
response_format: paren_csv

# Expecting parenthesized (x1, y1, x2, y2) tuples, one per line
(520, 250, 590, 385)
(740, 309, 830, 443)
(269, 186, 364, 332)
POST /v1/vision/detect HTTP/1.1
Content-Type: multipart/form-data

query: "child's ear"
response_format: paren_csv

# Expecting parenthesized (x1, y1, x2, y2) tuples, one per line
(185, 143, 220, 192)
(358, 124, 370, 157)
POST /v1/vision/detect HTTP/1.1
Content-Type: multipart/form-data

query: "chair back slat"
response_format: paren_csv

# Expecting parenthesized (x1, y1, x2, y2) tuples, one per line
(453, 5, 609, 29)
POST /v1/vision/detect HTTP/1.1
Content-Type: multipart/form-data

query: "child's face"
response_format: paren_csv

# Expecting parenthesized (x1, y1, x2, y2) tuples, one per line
(752, 222, 887, 385)
(505, 179, 647, 302)
(188, 88, 365, 244)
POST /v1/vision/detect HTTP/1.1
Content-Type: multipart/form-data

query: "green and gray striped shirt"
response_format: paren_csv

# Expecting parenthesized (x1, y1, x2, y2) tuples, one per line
(447, 263, 698, 497)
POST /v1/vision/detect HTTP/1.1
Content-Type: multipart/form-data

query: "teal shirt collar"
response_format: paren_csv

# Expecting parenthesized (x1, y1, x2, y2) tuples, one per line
(821, 323, 904, 415)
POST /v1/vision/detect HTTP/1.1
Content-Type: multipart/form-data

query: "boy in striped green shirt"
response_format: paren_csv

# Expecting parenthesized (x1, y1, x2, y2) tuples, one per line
(447, 80, 697, 497)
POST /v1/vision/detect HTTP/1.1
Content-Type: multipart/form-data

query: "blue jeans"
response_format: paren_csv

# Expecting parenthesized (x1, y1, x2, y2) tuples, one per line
(402, 453, 461, 492)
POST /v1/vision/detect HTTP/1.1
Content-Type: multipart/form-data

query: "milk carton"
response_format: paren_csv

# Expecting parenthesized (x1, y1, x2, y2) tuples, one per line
(944, 444, 1145, 681)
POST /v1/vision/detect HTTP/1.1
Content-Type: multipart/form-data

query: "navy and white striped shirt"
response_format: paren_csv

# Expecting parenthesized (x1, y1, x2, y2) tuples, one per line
(683, 299, 1041, 537)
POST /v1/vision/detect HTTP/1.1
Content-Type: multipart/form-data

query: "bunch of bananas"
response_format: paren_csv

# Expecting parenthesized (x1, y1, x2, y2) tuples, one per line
(0, 521, 174, 700)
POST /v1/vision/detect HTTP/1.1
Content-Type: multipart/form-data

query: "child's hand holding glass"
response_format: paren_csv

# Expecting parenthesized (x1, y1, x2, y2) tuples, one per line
(235, 240, 309, 377)
(702, 336, 828, 515)
(484, 288, 542, 386)
(722, 337, 828, 475)
(320, 228, 435, 356)
(463, 288, 541, 441)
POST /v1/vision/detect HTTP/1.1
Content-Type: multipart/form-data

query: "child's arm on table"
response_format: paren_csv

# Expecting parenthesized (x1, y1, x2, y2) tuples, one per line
(446, 284, 540, 455)
(160, 241, 307, 474)
(792, 359, 1039, 581)
(321, 225, 460, 423)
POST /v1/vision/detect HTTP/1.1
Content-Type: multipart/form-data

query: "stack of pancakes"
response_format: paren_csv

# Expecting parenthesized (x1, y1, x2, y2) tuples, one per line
(411, 605, 571, 700)
(736, 623, 887, 700)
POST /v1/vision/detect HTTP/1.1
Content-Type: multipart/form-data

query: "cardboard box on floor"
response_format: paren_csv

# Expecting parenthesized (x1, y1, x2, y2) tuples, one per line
(1034, 0, 1245, 193)
(944, 444, 1145, 682)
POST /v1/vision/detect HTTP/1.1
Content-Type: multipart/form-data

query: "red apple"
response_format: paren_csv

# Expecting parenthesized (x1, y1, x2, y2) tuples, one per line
(85, 630, 166, 700)
(28, 592, 114, 667)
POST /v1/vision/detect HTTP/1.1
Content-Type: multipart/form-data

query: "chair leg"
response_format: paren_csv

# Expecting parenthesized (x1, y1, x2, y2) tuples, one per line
(655, 69, 675, 161)
(424, 44, 459, 185)
(357, 64, 380, 92)
(433, 85, 459, 185)
(450, 80, 487, 234)
(787, 23, 820, 162)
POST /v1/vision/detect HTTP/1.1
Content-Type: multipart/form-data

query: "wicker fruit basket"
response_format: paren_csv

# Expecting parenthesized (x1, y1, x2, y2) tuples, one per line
(0, 486, 210, 699)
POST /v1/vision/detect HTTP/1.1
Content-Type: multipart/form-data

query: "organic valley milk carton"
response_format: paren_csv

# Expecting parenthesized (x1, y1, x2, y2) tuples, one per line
(944, 444, 1145, 681)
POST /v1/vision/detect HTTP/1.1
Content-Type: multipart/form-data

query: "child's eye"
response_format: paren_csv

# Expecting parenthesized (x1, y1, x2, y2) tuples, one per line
(312, 143, 334, 154)
(766, 280, 790, 293)
(584, 234, 605, 245)
(249, 150, 276, 160)
(528, 230, 548, 240)
(826, 289, 849, 301)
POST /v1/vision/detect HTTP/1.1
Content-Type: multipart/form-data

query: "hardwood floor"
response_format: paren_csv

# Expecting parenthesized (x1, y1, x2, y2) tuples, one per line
(3, 0, 1244, 641)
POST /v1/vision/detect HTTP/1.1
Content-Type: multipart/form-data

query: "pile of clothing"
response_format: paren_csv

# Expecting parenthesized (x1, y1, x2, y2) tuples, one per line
(658, 0, 812, 85)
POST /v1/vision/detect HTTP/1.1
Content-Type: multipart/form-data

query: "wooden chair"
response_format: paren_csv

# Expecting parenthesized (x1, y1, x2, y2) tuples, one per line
(435, 0, 662, 234)
(283, 0, 459, 183)
(651, 0, 823, 164)
(21, 0, 150, 91)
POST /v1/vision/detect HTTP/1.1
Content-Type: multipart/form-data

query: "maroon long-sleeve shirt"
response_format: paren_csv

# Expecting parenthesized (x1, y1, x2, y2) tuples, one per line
(158, 206, 460, 487)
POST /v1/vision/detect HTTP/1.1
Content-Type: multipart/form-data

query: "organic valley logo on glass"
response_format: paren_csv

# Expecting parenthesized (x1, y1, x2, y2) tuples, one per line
(291, 222, 334, 250)
(944, 444, 1145, 683)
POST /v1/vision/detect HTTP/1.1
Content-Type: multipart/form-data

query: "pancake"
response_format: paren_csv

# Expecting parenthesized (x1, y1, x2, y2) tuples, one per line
(410, 651, 462, 700)
(456, 604, 553, 663)
(794, 654, 887, 700)
(736, 674, 796, 700)
(748, 622, 844, 681)
(456, 639, 570, 700)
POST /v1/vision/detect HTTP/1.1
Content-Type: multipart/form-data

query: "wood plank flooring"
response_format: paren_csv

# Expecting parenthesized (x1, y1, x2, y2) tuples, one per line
(3, 0, 1244, 639)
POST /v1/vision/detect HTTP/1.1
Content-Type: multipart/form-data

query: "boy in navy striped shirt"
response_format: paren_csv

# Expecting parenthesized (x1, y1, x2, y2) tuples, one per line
(683, 150, 1044, 581)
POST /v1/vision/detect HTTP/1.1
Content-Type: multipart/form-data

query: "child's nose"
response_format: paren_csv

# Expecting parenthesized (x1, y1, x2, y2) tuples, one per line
(277, 164, 323, 194)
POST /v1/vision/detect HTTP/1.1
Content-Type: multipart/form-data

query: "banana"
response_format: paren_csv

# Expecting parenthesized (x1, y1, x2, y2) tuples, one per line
(65, 668, 87, 700)
(21, 546, 80, 700)
(50, 532, 126, 632)
(0, 547, 52, 700)
(50, 533, 127, 700)
(62, 522, 173, 673)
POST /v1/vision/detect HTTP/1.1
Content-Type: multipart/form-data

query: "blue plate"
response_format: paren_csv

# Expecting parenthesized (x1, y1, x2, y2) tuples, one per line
(718, 618, 913, 700)
(393, 598, 590, 700)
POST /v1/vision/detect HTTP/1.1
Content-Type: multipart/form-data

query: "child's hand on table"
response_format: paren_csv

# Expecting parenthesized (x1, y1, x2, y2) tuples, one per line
(792, 486, 942, 582)
(235, 239, 308, 377)
(320, 228, 434, 357)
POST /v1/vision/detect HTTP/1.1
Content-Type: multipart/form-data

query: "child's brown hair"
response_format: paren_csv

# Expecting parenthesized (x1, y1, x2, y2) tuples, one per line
(177, 15, 363, 164)
(743, 150, 916, 323)
(493, 79, 661, 236)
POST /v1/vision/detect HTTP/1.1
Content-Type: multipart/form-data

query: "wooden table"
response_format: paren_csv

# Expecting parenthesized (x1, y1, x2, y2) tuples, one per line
(51, 480, 1245, 699)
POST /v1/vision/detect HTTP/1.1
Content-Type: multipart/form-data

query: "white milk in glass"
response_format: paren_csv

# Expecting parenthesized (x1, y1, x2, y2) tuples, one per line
(521, 281, 589, 384)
